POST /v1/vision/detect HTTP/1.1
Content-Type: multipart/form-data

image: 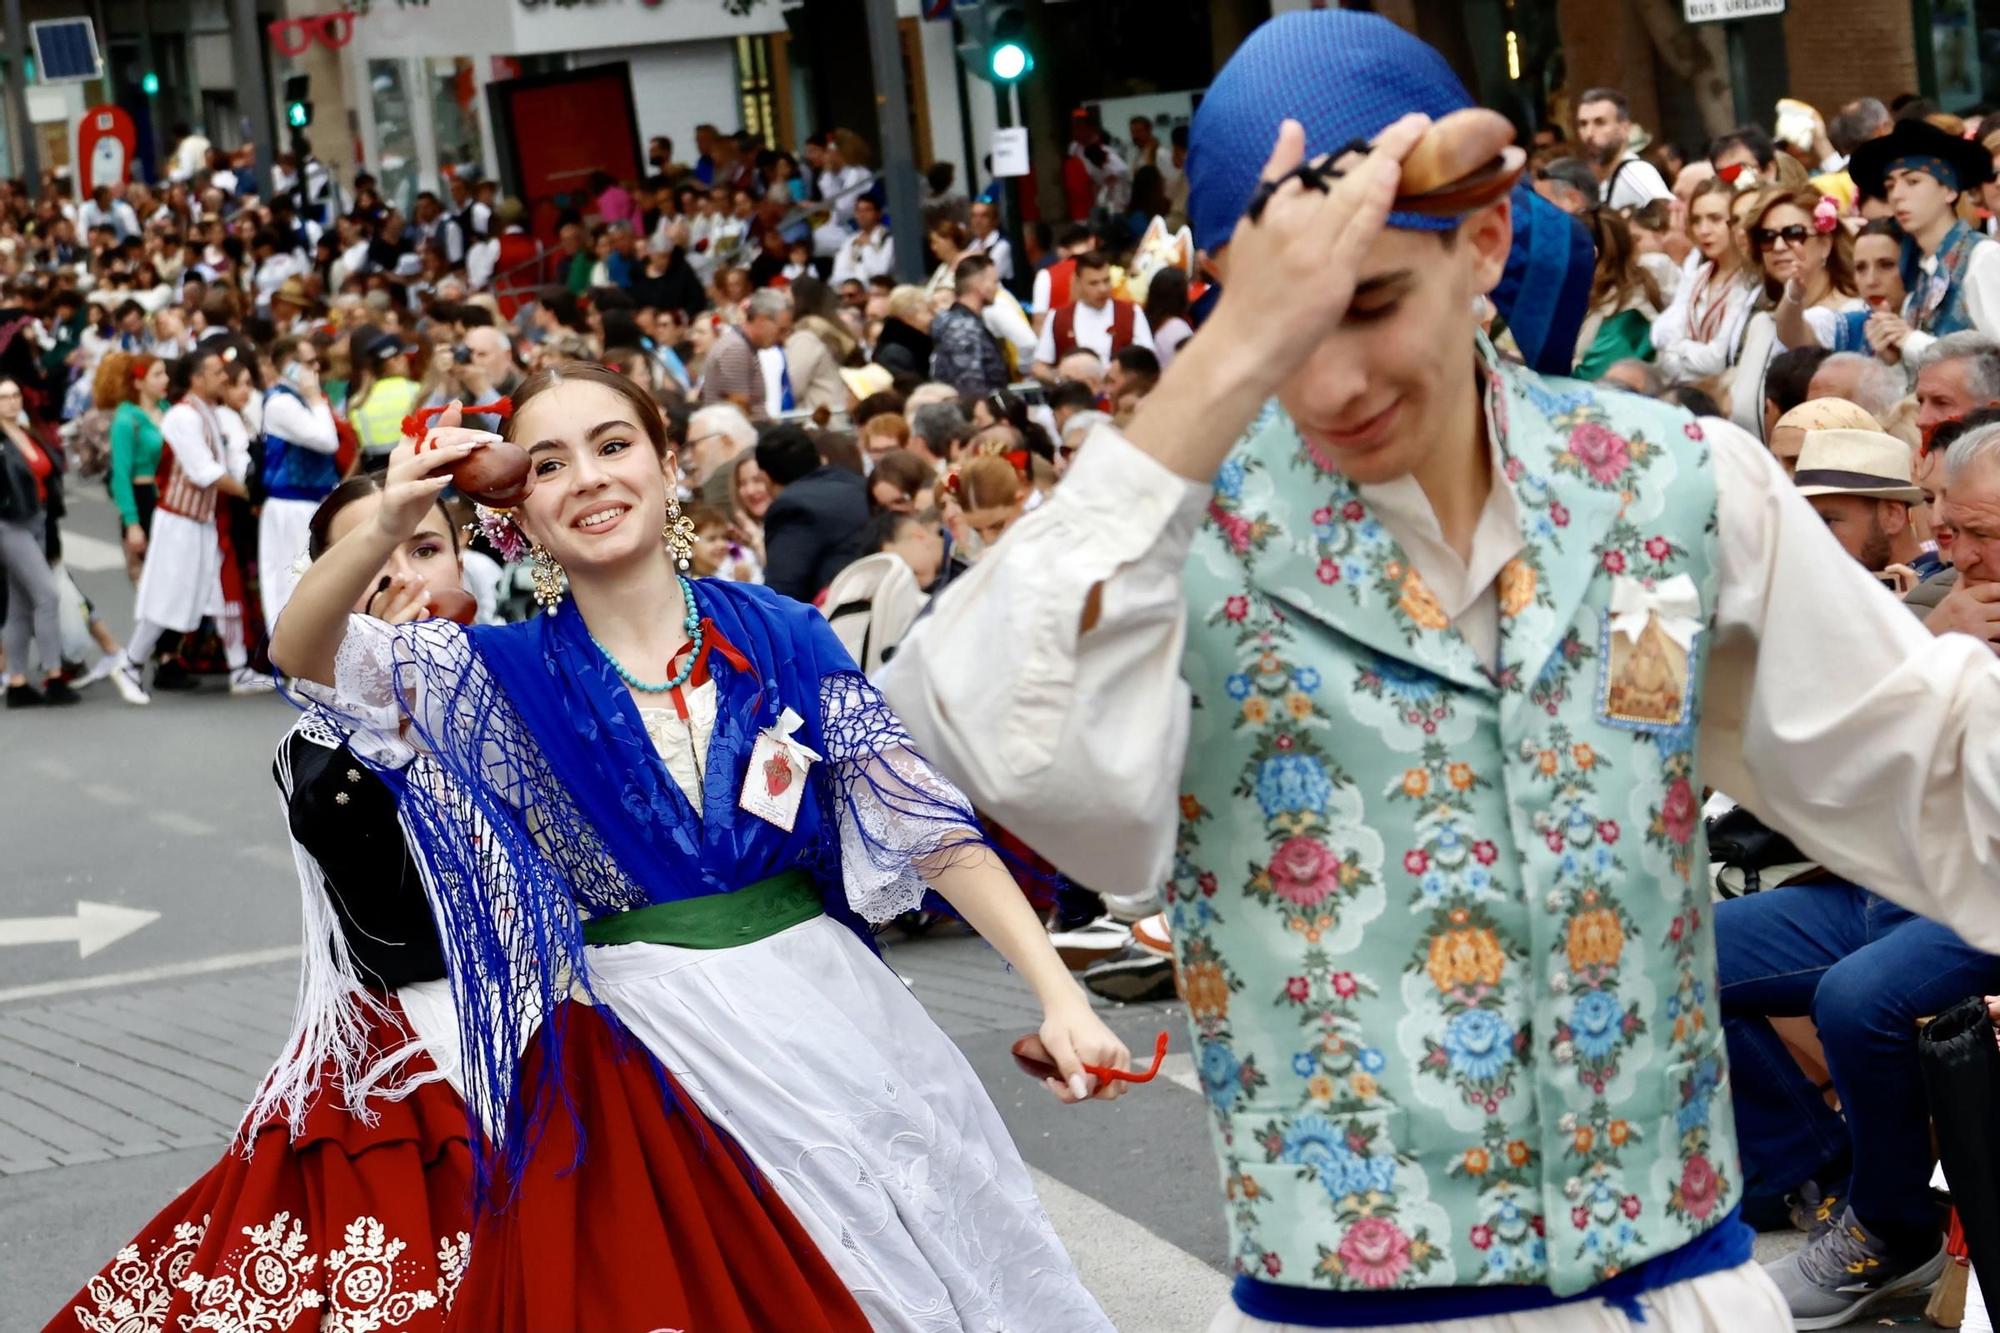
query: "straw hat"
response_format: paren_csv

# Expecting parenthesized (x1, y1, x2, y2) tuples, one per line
(1793, 428, 1925, 503)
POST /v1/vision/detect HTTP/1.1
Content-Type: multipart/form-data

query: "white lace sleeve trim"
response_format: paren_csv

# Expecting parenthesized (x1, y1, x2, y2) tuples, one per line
(820, 671, 985, 925)
(325, 615, 479, 768)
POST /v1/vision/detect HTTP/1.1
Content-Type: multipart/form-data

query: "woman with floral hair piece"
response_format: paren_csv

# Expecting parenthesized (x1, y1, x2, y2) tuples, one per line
(47, 471, 868, 1333)
(269, 360, 1122, 1330)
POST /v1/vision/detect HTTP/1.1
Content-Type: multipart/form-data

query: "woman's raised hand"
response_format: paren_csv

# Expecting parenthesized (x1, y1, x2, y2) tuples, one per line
(375, 402, 499, 543)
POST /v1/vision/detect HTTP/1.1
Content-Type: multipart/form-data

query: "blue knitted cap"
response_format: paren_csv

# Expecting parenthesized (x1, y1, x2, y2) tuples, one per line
(1187, 10, 1471, 253)
(1187, 10, 1591, 377)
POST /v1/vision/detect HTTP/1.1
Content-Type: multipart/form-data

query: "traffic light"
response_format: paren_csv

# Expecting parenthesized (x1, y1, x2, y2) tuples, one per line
(139, 71, 157, 96)
(283, 74, 312, 130)
(956, 0, 1033, 85)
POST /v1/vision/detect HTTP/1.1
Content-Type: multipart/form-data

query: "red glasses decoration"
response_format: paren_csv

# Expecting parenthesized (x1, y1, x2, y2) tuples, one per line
(266, 12, 356, 59)
(1011, 1030, 1170, 1087)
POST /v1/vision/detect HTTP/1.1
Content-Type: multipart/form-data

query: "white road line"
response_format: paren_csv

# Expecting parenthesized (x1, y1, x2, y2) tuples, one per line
(1030, 1164, 1227, 1331)
(1161, 1051, 1200, 1096)
(59, 530, 126, 575)
(76, 782, 135, 807)
(29, 756, 72, 781)
(146, 810, 215, 837)
(0, 946, 300, 1005)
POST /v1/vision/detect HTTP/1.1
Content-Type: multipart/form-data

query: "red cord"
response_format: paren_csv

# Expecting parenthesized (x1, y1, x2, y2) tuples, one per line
(402, 397, 513, 444)
(1084, 1031, 1170, 1084)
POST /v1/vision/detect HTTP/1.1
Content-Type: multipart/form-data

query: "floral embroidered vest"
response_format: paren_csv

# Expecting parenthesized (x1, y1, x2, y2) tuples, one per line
(1172, 345, 1732, 1298)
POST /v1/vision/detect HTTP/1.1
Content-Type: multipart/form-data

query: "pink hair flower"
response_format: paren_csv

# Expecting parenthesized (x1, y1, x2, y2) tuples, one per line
(1813, 195, 1840, 234)
(470, 504, 529, 563)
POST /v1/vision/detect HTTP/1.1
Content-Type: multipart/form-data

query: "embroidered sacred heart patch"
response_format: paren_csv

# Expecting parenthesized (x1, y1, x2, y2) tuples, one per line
(764, 752, 793, 797)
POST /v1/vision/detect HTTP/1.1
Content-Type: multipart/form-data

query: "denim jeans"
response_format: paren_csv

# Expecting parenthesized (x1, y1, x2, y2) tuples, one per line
(1716, 878, 2000, 1253)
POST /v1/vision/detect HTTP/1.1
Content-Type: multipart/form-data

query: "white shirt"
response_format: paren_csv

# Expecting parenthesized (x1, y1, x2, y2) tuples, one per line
(831, 227, 895, 287)
(1649, 253, 1757, 386)
(758, 344, 789, 419)
(263, 385, 338, 455)
(1603, 154, 1671, 212)
(253, 252, 309, 309)
(985, 288, 1038, 363)
(968, 231, 1014, 282)
(466, 236, 500, 292)
(1031, 298, 1155, 367)
(878, 415, 2000, 958)
(1896, 236, 2000, 362)
(160, 400, 229, 489)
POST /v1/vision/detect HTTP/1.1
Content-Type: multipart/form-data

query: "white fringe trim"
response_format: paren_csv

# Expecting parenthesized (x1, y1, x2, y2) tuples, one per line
(236, 712, 444, 1148)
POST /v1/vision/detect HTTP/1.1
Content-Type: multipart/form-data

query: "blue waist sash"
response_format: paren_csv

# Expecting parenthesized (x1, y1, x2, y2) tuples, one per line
(1232, 1207, 1751, 1327)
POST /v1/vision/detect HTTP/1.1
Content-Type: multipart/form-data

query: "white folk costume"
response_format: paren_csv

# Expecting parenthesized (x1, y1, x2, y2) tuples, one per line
(315, 577, 1112, 1333)
(46, 708, 872, 1333)
(125, 396, 247, 672)
(879, 13, 2000, 1331)
(255, 381, 340, 635)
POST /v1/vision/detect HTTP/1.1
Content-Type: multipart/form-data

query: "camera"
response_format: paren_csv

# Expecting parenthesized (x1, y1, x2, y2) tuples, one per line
(452, 345, 472, 365)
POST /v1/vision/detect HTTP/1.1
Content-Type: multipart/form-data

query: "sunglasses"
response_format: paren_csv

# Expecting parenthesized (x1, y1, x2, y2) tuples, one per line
(1750, 224, 1814, 249)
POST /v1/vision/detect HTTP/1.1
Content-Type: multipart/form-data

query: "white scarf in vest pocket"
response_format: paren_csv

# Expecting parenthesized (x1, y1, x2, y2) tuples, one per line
(1597, 573, 1701, 730)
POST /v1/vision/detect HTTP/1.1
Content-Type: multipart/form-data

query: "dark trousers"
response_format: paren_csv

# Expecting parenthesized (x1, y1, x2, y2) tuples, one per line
(1717, 878, 2000, 1253)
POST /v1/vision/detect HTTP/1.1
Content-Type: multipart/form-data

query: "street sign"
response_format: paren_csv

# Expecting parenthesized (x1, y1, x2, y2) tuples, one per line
(1683, 0, 1784, 21)
(992, 126, 1030, 178)
(79, 105, 136, 191)
(0, 901, 159, 958)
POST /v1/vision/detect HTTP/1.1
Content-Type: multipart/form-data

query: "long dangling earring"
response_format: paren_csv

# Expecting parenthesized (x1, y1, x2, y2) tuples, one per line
(663, 494, 696, 573)
(528, 541, 567, 610)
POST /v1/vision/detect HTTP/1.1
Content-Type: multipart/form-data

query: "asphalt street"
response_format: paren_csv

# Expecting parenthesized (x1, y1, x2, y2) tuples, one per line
(0, 488, 1943, 1331)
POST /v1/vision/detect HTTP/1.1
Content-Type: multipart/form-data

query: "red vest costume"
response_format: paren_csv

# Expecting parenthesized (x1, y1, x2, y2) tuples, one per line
(1050, 299, 1138, 362)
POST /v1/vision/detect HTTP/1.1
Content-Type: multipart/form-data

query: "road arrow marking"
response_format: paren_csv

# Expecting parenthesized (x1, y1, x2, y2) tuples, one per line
(0, 901, 160, 958)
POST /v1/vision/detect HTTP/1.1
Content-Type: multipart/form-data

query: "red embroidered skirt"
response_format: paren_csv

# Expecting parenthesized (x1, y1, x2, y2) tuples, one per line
(45, 997, 868, 1333)
(45, 996, 475, 1333)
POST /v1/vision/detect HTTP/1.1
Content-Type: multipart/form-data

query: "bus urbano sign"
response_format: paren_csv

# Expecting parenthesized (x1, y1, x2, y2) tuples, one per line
(1683, 0, 1785, 21)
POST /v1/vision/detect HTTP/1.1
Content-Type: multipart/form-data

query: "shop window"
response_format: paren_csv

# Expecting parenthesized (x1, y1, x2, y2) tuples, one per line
(426, 56, 483, 174)
(369, 58, 419, 215)
(736, 35, 778, 149)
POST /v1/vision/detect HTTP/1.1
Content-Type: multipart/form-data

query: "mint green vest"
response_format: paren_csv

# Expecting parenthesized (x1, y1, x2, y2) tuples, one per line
(1173, 348, 1734, 1298)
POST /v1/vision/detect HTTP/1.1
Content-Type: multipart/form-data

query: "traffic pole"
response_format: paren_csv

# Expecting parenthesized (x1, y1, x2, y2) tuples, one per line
(3, 0, 38, 197)
(862, 0, 927, 285)
(228, 0, 277, 198)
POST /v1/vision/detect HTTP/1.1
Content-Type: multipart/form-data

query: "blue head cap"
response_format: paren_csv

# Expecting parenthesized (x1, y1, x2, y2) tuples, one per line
(1186, 10, 1592, 376)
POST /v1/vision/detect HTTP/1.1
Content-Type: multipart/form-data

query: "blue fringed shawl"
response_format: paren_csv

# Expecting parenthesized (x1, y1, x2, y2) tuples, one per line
(343, 578, 990, 1199)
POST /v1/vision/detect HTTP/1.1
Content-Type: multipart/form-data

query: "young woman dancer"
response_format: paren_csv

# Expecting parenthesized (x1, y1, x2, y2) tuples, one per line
(270, 361, 1124, 1331)
(51, 474, 867, 1333)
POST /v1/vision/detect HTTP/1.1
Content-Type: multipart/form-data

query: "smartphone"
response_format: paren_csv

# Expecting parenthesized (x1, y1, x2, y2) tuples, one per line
(1876, 573, 1903, 591)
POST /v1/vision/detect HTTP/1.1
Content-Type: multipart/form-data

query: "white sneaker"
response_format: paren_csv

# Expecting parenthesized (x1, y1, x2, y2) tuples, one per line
(1048, 916, 1133, 970)
(228, 667, 277, 696)
(111, 659, 150, 706)
(77, 652, 119, 686)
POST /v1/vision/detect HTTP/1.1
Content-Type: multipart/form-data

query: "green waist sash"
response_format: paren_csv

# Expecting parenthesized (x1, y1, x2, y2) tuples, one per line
(582, 867, 821, 949)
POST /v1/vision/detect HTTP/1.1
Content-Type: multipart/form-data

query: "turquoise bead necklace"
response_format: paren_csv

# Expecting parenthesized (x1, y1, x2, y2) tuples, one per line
(589, 574, 705, 693)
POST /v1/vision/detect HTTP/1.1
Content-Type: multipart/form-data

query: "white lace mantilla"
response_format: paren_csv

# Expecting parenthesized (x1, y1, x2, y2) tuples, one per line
(68, 1209, 470, 1333)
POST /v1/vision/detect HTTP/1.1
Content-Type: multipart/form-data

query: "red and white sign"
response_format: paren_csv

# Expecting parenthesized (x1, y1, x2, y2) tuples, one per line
(78, 105, 135, 190)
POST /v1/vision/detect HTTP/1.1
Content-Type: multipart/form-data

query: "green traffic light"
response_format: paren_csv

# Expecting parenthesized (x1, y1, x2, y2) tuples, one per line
(990, 41, 1030, 82)
(140, 72, 158, 95)
(286, 102, 308, 129)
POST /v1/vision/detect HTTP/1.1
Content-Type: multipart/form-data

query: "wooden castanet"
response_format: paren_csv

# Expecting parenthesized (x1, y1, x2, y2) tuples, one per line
(445, 439, 535, 509)
(424, 588, 478, 625)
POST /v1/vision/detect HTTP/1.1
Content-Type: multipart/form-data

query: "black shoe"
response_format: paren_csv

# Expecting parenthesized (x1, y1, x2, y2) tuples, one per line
(39, 677, 81, 706)
(5, 682, 44, 708)
(151, 661, 199, 691)
(1081, 945, 1177, 1003)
